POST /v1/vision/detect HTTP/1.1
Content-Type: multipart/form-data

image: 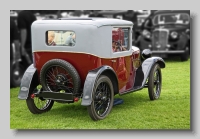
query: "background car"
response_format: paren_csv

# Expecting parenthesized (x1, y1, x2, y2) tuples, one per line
(136, 10, 190, 61)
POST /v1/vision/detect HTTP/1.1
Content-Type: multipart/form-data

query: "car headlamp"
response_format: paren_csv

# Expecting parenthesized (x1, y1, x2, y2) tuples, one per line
(170, 31, 178, 39)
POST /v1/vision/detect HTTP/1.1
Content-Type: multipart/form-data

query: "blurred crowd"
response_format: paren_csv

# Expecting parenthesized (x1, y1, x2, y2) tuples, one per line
(10, 10, 153, 88)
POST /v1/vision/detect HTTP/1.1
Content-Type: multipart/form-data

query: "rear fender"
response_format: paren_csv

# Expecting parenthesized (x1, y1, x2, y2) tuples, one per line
(81, 66, 118, 106)
(18, 64, 39, 99)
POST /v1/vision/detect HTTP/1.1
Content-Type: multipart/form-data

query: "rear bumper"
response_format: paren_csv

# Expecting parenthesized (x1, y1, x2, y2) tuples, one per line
(35, 91, 74, 102)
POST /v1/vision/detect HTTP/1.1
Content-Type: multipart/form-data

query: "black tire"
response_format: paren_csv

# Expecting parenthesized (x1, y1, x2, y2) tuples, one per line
(148, 63, 162, 100)
(40, 59, 81, 98)
(180, 46, 189, 61)
(87, 75, 114, 121)
(26, 87, 54, 114)
(10, 62, 24, 88)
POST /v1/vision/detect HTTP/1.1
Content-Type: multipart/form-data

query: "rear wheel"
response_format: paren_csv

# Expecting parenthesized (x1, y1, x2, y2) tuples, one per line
(148, 64, 162, 100)
(87, 75, 114, 121)
(26, 87, 54, 114)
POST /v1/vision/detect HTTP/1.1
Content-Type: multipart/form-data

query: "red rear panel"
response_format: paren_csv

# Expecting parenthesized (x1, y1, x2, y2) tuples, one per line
(34, 51, 135, 92)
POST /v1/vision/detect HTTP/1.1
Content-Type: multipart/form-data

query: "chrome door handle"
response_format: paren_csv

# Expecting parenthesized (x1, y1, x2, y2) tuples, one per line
(111, 60, 116, 62)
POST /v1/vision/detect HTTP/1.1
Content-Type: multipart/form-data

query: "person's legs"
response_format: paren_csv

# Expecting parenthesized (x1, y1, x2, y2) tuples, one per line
(21, 45, 33, 69)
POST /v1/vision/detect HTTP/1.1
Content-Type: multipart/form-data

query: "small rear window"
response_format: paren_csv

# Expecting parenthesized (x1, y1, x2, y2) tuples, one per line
(46, 30, 76, 46)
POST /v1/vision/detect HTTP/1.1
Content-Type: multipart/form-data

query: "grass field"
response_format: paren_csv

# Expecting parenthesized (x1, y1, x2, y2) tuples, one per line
(10, 56, 190, 129)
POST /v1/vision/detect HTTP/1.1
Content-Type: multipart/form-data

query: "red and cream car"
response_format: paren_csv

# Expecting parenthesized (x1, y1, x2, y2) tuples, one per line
(18, 18, 165, 121)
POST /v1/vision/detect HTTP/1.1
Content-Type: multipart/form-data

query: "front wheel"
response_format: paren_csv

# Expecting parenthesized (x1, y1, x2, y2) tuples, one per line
(180, 46, 189, 61)
(148, 63, 162, 100)
(26, 87, 54, 114)
(87, 75, 114, 121)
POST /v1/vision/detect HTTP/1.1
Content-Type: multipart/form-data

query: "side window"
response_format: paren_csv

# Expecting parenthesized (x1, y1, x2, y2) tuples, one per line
(46, 30, 76, 46)
(112, 27, 130, 52)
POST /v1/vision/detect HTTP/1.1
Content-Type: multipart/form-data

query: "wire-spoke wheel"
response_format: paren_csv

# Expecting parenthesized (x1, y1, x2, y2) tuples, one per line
(10, 62, 24, 87)
(40, 59, 81, 103)
(26, 87, 54, 114)
(148, 63, 162, 100)
(87, 75, 114, 121)
(180, 46, 189, 61)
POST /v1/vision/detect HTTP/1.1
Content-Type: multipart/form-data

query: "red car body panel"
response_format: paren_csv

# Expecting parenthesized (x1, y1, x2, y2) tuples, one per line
(33, 51, 139, 92)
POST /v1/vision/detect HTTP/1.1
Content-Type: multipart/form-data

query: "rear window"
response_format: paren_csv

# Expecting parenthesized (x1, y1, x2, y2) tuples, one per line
(46, 30, 76, 46)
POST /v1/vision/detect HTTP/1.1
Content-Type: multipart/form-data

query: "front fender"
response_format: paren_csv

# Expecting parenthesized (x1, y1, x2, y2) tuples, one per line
(18, 64, 39, 99)
(81, 65, 118, 106)
(141, 56, 165, 86)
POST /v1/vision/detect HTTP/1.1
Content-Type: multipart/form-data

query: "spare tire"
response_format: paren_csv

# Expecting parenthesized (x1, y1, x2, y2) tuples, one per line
(40, 59, 81, 98)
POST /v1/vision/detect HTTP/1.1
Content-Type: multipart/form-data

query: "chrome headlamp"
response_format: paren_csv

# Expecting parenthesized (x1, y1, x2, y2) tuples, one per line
(170, 31, 178, 39)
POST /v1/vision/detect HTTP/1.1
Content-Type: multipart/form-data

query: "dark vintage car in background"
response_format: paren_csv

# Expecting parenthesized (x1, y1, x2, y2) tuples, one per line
(136, 10, 190, 61)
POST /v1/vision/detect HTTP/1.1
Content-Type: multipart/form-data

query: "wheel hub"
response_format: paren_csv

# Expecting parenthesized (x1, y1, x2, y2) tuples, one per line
(55, 74, 68, 86)
(102, 96, 107, 101)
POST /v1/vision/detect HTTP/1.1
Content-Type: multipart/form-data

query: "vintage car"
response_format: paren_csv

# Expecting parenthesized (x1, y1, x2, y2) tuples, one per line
(136, 10, 190, 61)
(18, 18, 165, 121)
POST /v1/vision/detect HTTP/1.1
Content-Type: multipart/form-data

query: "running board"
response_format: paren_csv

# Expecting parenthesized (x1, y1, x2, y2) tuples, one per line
(35, 91, 74, 102)
(119, 86, 144, 95)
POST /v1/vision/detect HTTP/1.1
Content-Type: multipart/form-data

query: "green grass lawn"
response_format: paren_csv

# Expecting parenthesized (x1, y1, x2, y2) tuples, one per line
(10, 56, 190, 129)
